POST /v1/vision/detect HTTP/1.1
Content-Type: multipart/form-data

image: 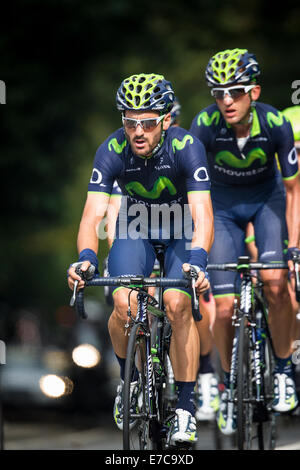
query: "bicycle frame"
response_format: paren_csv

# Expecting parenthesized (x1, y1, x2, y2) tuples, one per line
(72, 273, 199, 449)
(207, 255, 299, 450)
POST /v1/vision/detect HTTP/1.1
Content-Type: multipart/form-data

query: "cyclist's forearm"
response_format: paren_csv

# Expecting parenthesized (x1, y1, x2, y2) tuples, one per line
(77, 192, 110, 256)
(77, 220, 99, 255)
(285, 179, 300, 247)
(188, 192, 214, 252)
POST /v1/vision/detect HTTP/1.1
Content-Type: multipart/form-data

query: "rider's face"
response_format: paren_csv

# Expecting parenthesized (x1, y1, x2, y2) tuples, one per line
(215, 84, 261, 126)
(124, 110, 171, 157)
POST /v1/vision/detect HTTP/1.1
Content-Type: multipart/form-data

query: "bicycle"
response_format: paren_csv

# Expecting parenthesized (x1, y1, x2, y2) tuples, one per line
(70, 246, 202, 450)
(207, 252, 300, 450)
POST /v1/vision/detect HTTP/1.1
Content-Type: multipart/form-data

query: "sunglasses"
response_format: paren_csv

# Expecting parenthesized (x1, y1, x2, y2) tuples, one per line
(211, 85, 255, 100)
(122, 114, 166, 131)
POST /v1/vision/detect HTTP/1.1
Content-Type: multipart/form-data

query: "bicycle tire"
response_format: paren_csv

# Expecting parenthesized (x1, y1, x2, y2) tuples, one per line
(123, 322, 157, 450)
(237, 317, 253, 450)
(257, 326, 276, 450)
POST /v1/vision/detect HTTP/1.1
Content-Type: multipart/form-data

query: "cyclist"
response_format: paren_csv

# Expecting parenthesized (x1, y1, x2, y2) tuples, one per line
(104, 97, 220, 422)
(282, 106, 300, 175)
(68, 73, 214, 445)
(282, 106, 300, 349)
(190, 49, 300, 435)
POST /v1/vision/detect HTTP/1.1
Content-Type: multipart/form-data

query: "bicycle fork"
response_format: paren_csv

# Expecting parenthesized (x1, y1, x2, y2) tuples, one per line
(230, 275, 264, 404)
(229, 275, 253, 402)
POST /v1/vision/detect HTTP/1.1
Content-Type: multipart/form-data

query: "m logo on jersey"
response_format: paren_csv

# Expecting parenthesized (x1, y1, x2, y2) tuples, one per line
(215, 148, 267, 168)
(125, 176, 177, 199)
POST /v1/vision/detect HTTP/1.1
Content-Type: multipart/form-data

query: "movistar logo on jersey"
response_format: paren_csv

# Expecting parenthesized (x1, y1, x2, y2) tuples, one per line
(197, 110, 220, 127)
(215, 148, 267, 168)
(172, 135, 194, 153)
(266, 111, 285, 128)
(125, 176, 177, 199)
(108, 137, 127, 154)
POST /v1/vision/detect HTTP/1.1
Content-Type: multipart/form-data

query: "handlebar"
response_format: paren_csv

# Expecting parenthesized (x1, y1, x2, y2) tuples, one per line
(207, 261, 288, 271)
(207, 256, 300, 302)
(71, 275, 202, 321)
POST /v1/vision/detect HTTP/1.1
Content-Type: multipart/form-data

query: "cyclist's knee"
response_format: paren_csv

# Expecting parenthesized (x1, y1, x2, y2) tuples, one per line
(263, 275, 290, 305)
(164, 292, 190, 324)
(111, 289, 134, 323)
(214, 296, 235, 324)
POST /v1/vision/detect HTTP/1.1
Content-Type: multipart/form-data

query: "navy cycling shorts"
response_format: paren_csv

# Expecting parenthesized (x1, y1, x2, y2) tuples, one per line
(209, 177, 288, 297)
(108, 235, 193, 298)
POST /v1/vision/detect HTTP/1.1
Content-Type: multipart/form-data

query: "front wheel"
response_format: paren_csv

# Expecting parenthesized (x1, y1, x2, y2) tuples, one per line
(236, 317, 253, 450)
(123, 322, 157, 450)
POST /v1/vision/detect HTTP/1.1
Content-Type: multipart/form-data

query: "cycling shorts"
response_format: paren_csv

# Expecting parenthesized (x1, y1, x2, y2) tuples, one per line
(208, 177, 288, 297)
(107, 231, 193, 298)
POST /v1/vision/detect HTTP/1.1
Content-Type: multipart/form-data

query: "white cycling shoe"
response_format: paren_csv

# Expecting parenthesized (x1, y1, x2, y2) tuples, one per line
(272, 373, 298, 413)
(195, 372, 220, 421)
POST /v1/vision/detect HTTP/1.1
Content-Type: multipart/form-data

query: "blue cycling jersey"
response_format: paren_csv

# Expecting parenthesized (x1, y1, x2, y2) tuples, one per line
(88, 126, 211, 296)
(88, 126, 210, 210)
(190, 101, 298, 297)
(190, 102, 298, 186)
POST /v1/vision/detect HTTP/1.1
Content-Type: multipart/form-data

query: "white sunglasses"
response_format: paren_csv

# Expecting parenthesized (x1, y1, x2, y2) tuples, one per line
(122, 114, 166, 130)
(211, 85, 255, 100)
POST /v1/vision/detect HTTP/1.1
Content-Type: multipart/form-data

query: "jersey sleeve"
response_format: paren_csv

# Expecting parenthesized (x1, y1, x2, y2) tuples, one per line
(111, 181, 122, 196)
(88, 131, 125, 195)
(174, 131, 211, 192)
(274, 114, 299, 180)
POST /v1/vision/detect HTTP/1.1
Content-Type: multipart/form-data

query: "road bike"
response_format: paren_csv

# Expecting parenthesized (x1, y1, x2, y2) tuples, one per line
(71, 245, 201, 450)
(207, 252, 300, 450)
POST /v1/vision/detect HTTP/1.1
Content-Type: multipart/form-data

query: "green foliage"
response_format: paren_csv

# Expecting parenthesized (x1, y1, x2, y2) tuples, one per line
(1, 0, 299, 322)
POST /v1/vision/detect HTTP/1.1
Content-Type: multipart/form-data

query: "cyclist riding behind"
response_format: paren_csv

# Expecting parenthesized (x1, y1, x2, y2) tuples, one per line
(282, 105, 300, 348)
(68, 73, 214, 445)
(190, 49, 300, 435)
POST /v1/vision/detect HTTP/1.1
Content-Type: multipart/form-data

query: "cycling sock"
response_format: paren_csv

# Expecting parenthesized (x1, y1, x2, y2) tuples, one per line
(115, 354, 126, 381)
(199, 353, 214, 374)
(175, 381, 196, 414)
(274, 355, 294, 377)
(115, 354, 139, 382)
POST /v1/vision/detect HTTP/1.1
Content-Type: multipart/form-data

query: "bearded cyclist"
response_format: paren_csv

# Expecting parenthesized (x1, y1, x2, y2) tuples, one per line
(190, 49, 300, 435)
(68, 73, 214, 445)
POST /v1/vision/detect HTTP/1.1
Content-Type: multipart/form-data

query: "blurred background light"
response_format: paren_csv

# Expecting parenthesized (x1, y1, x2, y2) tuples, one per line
(39, 374, 73, 398)
(72, 344, 101, 368)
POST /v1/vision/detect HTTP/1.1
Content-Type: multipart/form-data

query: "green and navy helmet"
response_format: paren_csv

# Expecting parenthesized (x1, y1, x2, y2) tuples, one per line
(205, 48, 260, 87)
(282, 106, 300, 144)
(116, 73, 175, 113)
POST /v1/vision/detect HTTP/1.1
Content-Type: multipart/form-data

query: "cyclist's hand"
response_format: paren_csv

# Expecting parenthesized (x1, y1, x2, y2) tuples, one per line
(67, 261, 91, 291)
(182, 263, 210, 295)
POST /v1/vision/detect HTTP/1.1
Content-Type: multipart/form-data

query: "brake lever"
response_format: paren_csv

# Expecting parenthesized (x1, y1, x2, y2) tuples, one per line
(291, 251, 300, 303)
(69, 263, 96, 307)
(183, 266, 202, 321)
